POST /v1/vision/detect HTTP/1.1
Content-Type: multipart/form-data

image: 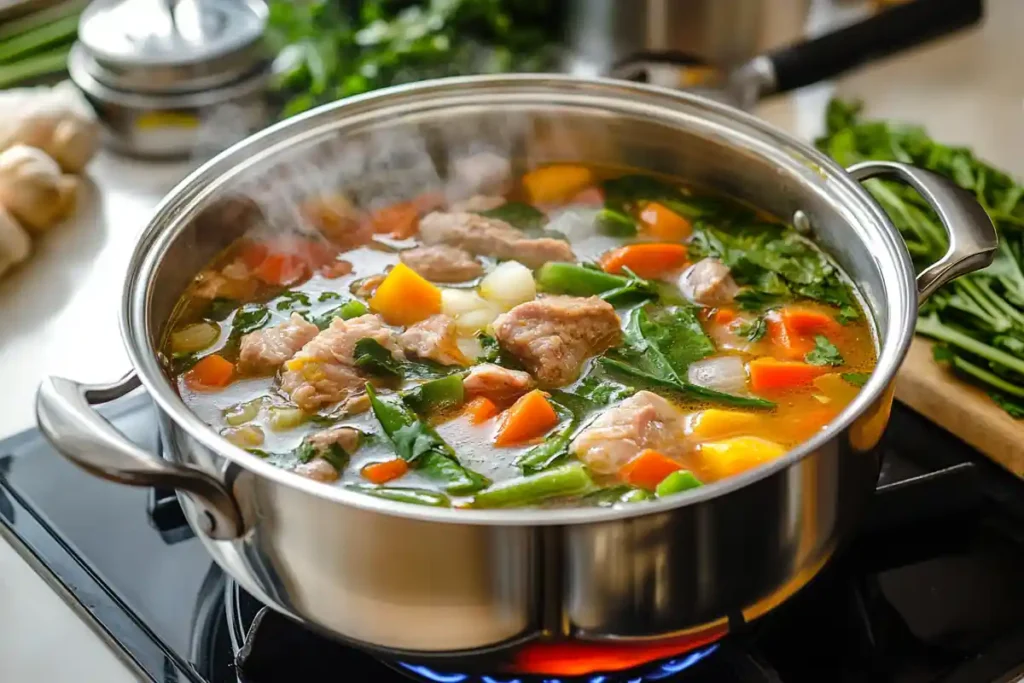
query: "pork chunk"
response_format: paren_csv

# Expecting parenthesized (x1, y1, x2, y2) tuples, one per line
(679, 258, 739, 307)
(305, 425, 362, 457)
(463, 363, 535, 402)
(280, 314, 403, 411)
(419, 211, 574, 268)
(294, 458, 340, 483)
(399, 314, 468, 366)
(399, 245, 483, 283)
(492, 295, 621, 387)
(571, 391, 688, 474)
(449, 194, 506, 213)
(237, 313, 319, 375)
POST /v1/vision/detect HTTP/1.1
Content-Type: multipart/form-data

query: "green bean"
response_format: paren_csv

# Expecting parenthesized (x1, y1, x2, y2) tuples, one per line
(655, 470, 703, 498)
(535, 262, 630, 297)
(347, 484, 451, 507)
(470, 463, 595, 508)
(401, 375, 465, 415)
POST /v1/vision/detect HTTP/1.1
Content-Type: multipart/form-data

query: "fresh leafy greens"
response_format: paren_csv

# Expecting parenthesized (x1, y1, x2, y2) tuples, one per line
(267, 0, 563, 118)
(818, 99, 1024, 417)
(230, 304, 271, 337)
(737, 316, 768, 342)
(841, 372, 871, 388)
(275, 290, 312, 311)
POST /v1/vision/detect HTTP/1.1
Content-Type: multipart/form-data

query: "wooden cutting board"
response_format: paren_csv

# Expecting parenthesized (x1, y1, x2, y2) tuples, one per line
(895, 338, 1024, 477)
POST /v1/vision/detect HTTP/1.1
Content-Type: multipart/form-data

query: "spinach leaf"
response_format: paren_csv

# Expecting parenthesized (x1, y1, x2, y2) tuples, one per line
(599, 358, 775, 409)
(480, 202, 546, 231)
(230, 304, 271, 337)
(318, 291, 342, 302)
(515, 391, 596, 475)
(805, 335, 845, 367)
(734, 288, 783, 312)
(206, 297, 239, 321)
(353, 338, 403, 378)
(640, 306, 715, 373)
(475, 332, 525, 370)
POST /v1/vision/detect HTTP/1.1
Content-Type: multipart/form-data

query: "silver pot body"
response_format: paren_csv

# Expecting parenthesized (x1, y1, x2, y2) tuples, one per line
(36, 76, 996, 655)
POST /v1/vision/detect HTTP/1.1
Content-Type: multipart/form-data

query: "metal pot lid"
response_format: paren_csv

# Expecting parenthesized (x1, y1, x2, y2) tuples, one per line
(78, 0, 268, 92)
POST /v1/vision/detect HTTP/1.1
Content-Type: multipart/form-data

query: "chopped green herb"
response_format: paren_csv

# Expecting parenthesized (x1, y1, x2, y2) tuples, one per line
(353, 338, 403, 378)
(737, 316, 768, 342)
(230, 304, 271, 337)
(318, 291, 343, 302)
(805, 335, 845, 367)
(275, 290, 312, 311)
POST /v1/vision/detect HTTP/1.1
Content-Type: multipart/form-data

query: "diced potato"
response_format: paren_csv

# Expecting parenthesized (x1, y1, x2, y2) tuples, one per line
(479, 261, 536, 311)
(700, 436, 785, 480)
(267, 406, 308, 431)
(223, 397, 265, 426)
(170, 322, 220, 354)
(441, 288, 500, 335)
(689, 409, 764, 441)
(222, 425, 264, 448)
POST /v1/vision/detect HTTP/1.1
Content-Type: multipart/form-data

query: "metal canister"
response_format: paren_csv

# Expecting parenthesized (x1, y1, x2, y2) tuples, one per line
(69, 0, 272, 159)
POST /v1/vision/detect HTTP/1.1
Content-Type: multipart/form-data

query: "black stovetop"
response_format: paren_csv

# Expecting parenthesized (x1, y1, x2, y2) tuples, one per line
(2, 393, 1024, 683)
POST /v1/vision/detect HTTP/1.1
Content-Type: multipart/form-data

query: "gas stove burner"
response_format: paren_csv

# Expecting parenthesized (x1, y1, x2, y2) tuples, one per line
(392, 644, 721, 683)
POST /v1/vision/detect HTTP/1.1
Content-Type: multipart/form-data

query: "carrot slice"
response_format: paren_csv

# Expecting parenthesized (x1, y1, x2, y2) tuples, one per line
(464, 396, 500, 425)
(766, 313, 815, 360)
(369, 262, 442, 326)
(185, 354, 234, 391)
(371, 201, 420, 239)
(362, 458, 409, 484)
(255, 253, 309, 286)
(599, 243, 689, 279)
(780, 307, 840, 336)
(239, 242, 269, 269)
(639, 202, 692, 241)
(494, 390, 560, 446)
(619, 449, 684, 490)
(748, 358, 827, 392)
(713, 308, 737, 325)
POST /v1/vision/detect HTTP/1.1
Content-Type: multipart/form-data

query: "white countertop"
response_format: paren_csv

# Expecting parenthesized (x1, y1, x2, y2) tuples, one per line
(1, 1, 1022, 680)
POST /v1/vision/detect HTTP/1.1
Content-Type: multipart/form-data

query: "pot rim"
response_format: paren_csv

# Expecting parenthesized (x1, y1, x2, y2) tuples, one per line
(124, 74, 917, 526)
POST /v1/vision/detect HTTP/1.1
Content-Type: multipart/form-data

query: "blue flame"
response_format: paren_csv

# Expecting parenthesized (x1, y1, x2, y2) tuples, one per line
(396, 642, 719, 682)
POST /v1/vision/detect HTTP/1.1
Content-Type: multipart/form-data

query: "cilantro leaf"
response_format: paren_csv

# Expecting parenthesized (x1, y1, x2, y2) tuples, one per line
(805, 335, 845, 367)
(230, 304, 271, 337)
(274, 290, 312, 311)
(737, 316, 767, 342)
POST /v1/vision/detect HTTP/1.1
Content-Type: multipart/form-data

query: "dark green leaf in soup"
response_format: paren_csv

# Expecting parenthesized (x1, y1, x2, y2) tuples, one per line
(366, 385, 489, 494)
(274, 290, 312, 312)
(354, 338, 404, 378)
(479, 201, 546, 231)
(640, 306, 715, 373)
(737, 316, 768, 342)
(841, 372, 870, 387)
(230, 304, 271, 337)
(206, 297, 239, 321)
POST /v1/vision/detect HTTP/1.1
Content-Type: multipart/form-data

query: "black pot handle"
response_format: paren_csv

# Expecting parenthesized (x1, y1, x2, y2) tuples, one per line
(764, 0, 982, 96)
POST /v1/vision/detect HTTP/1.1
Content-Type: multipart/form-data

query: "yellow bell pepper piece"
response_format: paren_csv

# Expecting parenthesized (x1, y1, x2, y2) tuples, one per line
(521, 164, 595, 204)
(369, 262, 442, 326)
(689, 409, 765, 440)
(700, 436, 786, 479)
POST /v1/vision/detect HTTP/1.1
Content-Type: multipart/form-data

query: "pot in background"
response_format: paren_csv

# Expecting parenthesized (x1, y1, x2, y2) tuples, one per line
(35, 76, 996, 656)
(68, 0, 272, 159)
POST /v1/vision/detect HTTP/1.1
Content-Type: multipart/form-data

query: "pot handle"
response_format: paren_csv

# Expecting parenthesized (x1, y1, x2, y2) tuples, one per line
(36, 373, 244, 540)
(847, 160, 997, 301)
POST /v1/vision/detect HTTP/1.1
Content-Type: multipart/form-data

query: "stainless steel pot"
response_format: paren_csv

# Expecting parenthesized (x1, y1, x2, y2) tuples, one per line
(35, 76, 996, 656)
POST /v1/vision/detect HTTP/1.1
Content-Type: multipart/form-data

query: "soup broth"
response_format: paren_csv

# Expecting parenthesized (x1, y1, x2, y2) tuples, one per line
(164, 163, 876, 509)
